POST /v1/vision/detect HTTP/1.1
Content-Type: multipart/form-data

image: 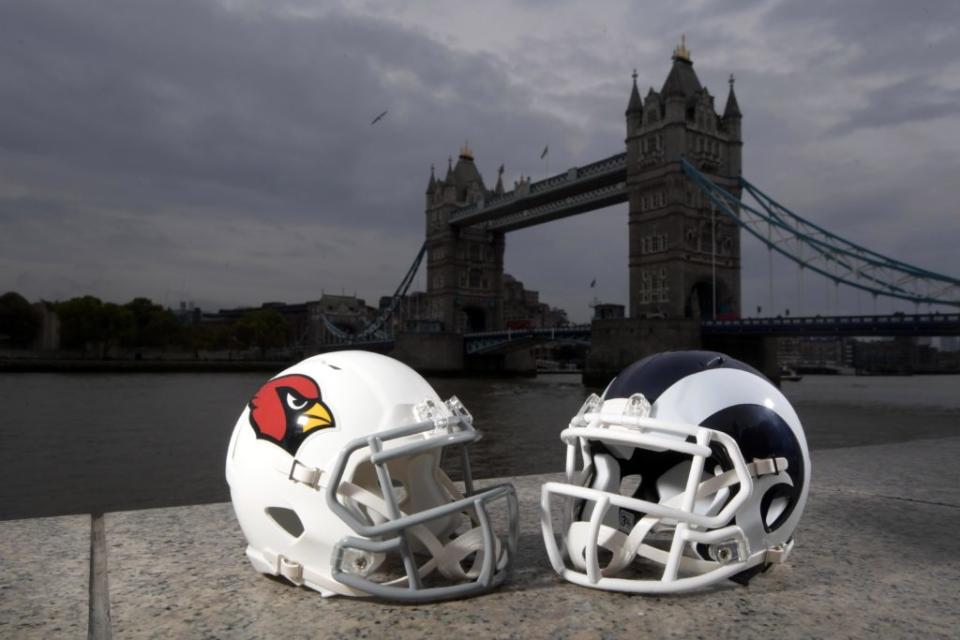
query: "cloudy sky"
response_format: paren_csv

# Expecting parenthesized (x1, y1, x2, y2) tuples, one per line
(2, 0, 958, 322)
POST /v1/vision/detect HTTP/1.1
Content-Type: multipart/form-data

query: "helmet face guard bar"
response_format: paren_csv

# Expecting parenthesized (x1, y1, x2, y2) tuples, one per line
(331, 483, 518, 601)
(324, 398, 519, 602)
(540, 399, 780, 593)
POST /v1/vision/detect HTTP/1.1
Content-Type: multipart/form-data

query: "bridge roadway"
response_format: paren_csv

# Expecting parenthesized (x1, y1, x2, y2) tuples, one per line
(461, 313, 960, 354)
(463, 325, 593, 355)
(448, 152, 627, 232)
(700, 312, 960, 337)
(308, 313, 960, 357)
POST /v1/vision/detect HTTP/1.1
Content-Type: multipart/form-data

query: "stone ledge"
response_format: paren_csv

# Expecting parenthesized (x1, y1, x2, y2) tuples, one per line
(104, 438, 960, 639)
(0, 514, 90, 639)
(3, 438, 958, 639)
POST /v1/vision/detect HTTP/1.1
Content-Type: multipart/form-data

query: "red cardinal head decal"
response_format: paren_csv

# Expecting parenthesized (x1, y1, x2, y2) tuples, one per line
(248, 374, 335, 455)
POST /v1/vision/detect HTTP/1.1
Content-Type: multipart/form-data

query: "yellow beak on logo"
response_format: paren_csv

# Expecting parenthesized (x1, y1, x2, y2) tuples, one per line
(299, 401, 334, 433)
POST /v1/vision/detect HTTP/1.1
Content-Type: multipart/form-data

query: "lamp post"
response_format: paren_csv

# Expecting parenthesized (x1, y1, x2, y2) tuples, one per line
(712, 203, 717, 320)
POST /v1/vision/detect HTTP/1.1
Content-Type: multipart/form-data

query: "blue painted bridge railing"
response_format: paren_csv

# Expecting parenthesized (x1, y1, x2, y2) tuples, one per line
(464, 325, 592, 355)
(466, 313, 960, 355)
(701, 313, 960, 337)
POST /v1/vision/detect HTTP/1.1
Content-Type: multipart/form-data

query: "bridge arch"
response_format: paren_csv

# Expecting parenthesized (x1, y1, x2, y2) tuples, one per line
(460, 305, 489, 332)
(685, 278, 735, 320)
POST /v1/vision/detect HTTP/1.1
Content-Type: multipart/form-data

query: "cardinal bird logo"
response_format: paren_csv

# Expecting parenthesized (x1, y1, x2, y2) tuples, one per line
(248, 374, 336, 455)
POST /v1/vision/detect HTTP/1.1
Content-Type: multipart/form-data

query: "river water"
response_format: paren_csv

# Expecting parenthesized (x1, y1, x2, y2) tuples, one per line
(1, 372, 958, 520)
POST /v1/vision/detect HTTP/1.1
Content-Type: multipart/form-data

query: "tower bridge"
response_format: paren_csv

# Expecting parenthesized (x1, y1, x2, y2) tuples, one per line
(313, 40, 959, 381)
(425, 38, 743, 334)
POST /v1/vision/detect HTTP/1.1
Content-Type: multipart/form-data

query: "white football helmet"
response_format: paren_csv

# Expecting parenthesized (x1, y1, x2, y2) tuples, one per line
(541, 351, 810, 593)
(226, 351, 518, 601)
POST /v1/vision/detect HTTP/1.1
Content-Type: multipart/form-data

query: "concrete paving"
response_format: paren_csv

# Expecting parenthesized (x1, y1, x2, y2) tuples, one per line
(0, 514, 90, 639)
(3, 438, 959, 638)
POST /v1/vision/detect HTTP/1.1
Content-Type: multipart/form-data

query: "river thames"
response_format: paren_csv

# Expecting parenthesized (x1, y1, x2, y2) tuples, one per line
(1, 372, 958, 520)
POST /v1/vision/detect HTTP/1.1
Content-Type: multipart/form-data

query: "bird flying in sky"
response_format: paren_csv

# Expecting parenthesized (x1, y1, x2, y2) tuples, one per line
(370, 110, 388, 125)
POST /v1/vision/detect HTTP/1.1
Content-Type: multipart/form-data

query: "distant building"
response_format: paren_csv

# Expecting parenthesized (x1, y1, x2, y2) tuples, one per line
(778, 336, 853, 371)
(381, 291, 443, 334)
(206, 293, 377, 347)
(940, 336, 960, 352)
(502, 274, 567, 329)
(172, 301, 201, 325)
(593, 303, 625, 321)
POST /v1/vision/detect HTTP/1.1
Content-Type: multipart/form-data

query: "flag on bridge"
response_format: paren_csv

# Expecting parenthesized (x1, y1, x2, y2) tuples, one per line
(540, 145, 549, 159)
(590, 278, 596, 288)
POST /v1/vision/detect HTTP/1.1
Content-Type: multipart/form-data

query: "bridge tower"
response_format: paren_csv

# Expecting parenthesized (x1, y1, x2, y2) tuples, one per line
(626, 38, 743, 319)
(424, 144, 505, 332)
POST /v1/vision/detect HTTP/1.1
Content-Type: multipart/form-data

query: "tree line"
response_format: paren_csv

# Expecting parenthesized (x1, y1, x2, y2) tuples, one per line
(0, 291, 290, 358)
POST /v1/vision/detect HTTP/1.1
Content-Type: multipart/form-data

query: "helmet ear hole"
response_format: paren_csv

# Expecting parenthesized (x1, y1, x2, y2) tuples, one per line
(760, 483, 796, 533)
(765, 496, 789, 527)
(266, 507, 305, 538)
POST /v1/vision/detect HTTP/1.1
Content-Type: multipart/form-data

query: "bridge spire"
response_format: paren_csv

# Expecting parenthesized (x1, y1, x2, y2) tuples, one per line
(673, 34, 691, 62)
(723, 73, 742, 119)
(626, 68, 643, 115)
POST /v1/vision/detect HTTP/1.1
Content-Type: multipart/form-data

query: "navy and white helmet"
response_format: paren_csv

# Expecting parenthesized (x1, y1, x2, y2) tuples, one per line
(541, 350, 810, 593)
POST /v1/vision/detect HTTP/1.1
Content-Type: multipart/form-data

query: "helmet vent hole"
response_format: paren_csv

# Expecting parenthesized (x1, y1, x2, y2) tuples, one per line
(266, 507, 305, 538)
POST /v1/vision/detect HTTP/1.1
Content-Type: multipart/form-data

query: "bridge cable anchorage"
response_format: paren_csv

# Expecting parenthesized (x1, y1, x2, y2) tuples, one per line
(304, 243, 427, 347)
(680, 159, 960, 308)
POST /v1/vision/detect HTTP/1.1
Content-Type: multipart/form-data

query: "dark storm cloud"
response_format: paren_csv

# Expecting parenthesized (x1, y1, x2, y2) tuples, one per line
(2, 0, 959, 318)
(0, 0, 541, 225)
(0, 0, 578, 308)
(829, 77, 960, 135)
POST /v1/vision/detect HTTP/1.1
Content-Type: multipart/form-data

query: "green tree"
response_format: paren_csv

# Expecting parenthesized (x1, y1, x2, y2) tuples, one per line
(55, 296, 135, 358)
(99, 303, 135, 358)
(236, 309, 289, 358)
(55, 296, 103, 355)
(184, 323, 236, 357)
(123, 297, 180, 349)
(0, 291, 41, 347)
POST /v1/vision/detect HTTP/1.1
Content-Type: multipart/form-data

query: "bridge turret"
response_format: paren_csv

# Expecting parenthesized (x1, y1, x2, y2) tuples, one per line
(722, 74, 742, 175)
(494, 163, 505, 195)
(627, 38, 743, 320)
(625, 70, 644, 178)
(626, 69, 643, 136)
(722, 74, 742, 124)
(424, 147, 505, 333)
(661, 36, 698, 125)
(442, 156, 457, 204)
(425, 164, 437, 207)
(644, 88, 662, 125)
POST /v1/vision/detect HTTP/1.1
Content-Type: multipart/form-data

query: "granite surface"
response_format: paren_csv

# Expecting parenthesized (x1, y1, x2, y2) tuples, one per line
(0, 514, 90, 639)
(101, 437, 960, 639)
(812, 436, 960, 505)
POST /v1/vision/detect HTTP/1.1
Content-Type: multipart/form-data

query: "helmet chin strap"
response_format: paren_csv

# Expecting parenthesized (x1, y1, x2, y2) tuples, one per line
(336, 481, 506, 587)
(565, 457, 787, 579)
